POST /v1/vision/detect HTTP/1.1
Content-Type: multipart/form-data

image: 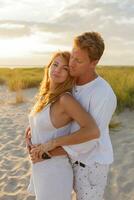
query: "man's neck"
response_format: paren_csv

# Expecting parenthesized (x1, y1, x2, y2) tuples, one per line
(76, 72, 98, 85)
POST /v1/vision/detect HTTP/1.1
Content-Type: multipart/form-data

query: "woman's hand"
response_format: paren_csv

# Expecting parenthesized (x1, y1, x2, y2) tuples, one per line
(29, 141, 55, 161)
(29, 146, 44, 163)
(39, 140, 57, 152)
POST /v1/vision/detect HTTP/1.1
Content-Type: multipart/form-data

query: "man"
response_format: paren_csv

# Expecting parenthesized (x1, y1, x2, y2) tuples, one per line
(26, 32, 117, 200)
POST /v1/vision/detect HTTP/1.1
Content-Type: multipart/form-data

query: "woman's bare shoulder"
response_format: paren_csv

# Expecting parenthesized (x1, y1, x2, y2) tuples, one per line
(59, 92, 74, 103)
(59, 92, 81, 109)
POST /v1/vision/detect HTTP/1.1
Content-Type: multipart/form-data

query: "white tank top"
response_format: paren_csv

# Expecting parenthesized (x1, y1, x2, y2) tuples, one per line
(29, 103, 71, 145)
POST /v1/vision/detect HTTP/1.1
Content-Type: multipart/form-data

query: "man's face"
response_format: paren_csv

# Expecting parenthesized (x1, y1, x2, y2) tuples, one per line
(69, 47, 93, 78)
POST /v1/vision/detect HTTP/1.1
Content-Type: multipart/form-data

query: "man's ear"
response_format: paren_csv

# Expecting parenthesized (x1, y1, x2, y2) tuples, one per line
(93, 60, 99, 66)
(91, 60, 99, 68)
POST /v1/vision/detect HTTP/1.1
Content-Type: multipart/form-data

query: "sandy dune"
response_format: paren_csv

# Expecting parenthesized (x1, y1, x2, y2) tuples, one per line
(0, 86, 134, 200)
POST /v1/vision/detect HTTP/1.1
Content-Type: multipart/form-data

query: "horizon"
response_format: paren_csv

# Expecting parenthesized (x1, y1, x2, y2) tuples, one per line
(0, 64, 134, 69)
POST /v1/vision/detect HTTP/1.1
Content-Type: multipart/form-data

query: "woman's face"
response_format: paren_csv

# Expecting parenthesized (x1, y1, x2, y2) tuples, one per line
(49, 55, 69, 84)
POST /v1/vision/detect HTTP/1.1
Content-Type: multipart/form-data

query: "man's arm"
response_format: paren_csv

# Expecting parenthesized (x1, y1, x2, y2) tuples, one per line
(49, 147, 67, 156)
(25, 126, 33, 153)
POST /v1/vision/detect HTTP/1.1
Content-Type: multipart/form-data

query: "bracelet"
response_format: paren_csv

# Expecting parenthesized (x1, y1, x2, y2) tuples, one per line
(41, 152, 51, 160)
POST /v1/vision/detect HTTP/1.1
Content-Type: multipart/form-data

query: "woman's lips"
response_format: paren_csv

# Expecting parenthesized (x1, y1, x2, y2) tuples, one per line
(52, 73, 60, 78)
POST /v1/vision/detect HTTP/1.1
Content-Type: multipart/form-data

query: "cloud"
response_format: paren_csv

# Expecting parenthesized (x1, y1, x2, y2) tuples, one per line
(0, 21, 31, 38)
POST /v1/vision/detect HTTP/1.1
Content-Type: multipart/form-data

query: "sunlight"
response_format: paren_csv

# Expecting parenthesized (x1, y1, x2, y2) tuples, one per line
(0, 33, 70, 59)
(0, 37, 33, 57)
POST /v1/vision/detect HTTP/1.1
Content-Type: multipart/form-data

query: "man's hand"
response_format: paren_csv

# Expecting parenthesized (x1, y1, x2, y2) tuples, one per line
(25, 126, 34, 153)
(25, 126, 31, 140)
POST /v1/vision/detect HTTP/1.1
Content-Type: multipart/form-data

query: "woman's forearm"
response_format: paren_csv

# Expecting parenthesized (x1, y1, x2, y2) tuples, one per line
(54, 126, 100, 148)
(39, 126, 100, 153)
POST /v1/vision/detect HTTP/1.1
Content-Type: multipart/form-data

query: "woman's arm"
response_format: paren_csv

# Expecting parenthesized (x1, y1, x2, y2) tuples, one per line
(52, 93, 100, 147)
(38, 93, 100, 153)
(30, 93, 100, 160)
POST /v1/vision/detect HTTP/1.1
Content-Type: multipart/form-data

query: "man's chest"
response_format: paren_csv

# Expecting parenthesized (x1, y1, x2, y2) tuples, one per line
(73, 90, 92, 111)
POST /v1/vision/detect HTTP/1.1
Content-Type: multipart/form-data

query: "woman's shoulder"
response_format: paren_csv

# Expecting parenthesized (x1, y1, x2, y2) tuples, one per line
(59, 92, 73, 102)
(59, 92, 79, 109)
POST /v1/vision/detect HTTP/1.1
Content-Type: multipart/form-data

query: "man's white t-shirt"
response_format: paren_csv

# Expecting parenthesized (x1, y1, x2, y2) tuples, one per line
(63, 76, 117, 165)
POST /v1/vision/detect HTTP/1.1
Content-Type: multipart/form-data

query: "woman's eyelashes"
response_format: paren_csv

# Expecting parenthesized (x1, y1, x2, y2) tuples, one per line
(53, 63, 58, 67)
(52, 63, 68, 71)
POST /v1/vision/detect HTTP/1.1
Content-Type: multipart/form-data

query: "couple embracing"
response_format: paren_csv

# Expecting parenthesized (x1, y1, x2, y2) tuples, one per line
(25, 31, 117, 200)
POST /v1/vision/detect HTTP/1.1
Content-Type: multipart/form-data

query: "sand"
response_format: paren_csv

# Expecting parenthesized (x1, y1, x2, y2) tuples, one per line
(0, 85, 134, 200)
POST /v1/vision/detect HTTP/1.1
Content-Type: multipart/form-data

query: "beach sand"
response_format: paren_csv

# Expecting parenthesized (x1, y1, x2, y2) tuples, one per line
(0, 86, 134, 200)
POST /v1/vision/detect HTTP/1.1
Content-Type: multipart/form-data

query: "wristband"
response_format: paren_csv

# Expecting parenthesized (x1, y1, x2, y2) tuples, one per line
(42, 152, 51, 160)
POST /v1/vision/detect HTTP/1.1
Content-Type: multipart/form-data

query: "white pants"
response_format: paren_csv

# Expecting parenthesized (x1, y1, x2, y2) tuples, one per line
(72, 161, 109, 200)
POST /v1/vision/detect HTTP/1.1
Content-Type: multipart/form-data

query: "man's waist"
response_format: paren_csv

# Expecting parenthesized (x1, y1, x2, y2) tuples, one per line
(73, 161, 86, 168)
(70, 152, 114, 166)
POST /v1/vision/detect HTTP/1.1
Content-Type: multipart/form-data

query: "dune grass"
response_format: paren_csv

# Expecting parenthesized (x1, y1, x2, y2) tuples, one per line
(0, 66, 134, 111)
(0, 68, 44, 90)
(97, 66, 134, 112)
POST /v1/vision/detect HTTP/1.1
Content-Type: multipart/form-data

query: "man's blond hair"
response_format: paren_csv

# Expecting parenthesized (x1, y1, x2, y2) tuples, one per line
(74, 32, 105, 61)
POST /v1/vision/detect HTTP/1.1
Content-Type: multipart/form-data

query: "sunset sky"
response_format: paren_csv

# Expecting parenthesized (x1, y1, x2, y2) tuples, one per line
(0, 0, 134, 66)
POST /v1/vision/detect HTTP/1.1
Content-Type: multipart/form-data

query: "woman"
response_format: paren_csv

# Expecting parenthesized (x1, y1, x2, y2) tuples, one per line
(27, 51, 99, 200)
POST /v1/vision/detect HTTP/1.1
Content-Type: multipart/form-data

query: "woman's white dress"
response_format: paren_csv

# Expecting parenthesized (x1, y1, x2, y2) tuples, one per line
(28, 103, 73, 200)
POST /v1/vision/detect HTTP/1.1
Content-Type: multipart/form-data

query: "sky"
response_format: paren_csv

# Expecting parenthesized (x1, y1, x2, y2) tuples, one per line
(0, 0, 134, 66)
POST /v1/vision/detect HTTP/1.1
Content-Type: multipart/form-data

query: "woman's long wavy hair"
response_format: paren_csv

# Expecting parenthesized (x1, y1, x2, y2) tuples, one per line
(30, 51, 75, 115)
